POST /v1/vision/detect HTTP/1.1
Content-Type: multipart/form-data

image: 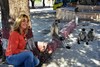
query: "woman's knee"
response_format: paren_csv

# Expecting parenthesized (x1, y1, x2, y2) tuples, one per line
(24, 51, 34, 58)
(34, 57, 40, 66)
(25, 51, 34, 57)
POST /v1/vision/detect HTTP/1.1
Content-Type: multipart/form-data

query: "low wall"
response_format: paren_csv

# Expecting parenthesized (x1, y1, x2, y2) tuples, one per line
(56, 7, 100, 22)
(76, 5, 100, 11)
(60, 20, 76, 38)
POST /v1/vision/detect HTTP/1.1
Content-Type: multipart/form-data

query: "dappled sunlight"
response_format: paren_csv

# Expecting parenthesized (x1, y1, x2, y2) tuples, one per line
(30, 8, 54, 13)
(42, 62, 58, 67)
(57, 57, 68, 67)
(79, 50, 86, 54)
(76, 62, 84, 67)
(43, 57, 68, 67)
(31, 12, 55, 19)
(32, 23, 38, 26)
(8, 65, 13, 67)
(90, 59, 100, 66)
(22, 9, 100, 67)
(32, 15, 55, 19)
(37, 30, 41, 33)
(30, 12, 56, 42)
(42, 20, 100, 67)
(42, 57, 87, 67)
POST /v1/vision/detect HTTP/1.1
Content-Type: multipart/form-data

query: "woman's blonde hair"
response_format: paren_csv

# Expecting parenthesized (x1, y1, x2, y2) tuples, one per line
(13, 14, 30, 34)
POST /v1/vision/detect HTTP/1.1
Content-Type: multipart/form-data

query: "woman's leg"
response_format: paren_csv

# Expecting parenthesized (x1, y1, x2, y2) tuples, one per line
(24, 53, 40, 67)
(14, 64, 24, 67)
(34, 56, 40, 66)
(6, 51, 39, 67)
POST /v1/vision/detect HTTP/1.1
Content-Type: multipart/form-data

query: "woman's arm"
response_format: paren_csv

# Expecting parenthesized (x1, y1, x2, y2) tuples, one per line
(9, 32, 23, 54)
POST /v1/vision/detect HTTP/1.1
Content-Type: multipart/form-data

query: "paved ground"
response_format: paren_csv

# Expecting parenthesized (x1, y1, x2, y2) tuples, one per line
(42, 21, 100, 67)
(30, 8, 56, 42)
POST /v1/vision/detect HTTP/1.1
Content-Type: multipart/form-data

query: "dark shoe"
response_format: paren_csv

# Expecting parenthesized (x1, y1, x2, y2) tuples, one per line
(86, 42, 88, 45)
(66, 46, 71, 49)
(59, 36, 65, 41)
(77, 41, 80, 44)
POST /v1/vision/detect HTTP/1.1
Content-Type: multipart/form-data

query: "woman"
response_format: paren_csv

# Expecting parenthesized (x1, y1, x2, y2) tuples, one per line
(5, 14, 39, 67)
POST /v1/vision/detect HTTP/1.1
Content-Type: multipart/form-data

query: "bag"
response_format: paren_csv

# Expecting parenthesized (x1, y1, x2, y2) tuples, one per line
(26, 37, 35, 50)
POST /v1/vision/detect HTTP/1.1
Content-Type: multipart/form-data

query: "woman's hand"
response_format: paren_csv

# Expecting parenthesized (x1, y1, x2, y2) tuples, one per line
(20, 49, 29, 52)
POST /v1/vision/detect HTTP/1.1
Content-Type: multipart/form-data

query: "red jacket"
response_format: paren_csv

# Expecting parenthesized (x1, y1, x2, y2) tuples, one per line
(6, 31, 26, 56)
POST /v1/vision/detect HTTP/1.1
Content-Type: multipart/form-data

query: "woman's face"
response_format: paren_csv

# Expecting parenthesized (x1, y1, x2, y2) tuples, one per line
(20, 18, 28, 30)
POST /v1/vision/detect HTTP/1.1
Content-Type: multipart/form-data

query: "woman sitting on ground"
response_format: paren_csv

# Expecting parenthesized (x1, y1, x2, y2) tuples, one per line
(5, 14, 40, 67)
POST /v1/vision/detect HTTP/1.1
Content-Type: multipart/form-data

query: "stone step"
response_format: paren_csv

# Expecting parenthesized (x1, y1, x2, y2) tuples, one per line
(77, 5, 100, 12)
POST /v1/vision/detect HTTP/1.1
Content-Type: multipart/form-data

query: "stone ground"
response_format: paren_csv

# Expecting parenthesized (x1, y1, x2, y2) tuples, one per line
(42, 21, 100, 67)
(0, 8, 100, 67)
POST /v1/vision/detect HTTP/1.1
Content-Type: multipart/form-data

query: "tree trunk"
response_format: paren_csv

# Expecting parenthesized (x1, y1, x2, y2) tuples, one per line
(43, 0, 45, 7)
(30, 0, 35, 8)
(9, 0, 30, 20)
(0, 0, 10, 39)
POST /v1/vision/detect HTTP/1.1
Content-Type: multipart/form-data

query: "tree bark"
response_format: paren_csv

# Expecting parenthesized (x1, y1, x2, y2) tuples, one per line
(43, 0, 45, 7)
(9, 0, 30, 19)
(30, 0, 35, 8)
(0, 0, 10, 39)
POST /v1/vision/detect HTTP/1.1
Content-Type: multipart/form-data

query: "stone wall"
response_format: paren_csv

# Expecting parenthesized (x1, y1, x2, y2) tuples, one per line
(56, 6, 100, 22)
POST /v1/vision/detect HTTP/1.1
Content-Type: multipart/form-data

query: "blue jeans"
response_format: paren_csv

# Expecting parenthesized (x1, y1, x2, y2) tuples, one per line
(6, 51, 40, 67)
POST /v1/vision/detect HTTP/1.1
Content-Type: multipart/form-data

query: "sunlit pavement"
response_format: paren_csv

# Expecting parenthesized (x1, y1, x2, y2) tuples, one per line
(30, 8, 55, 13)
(43, 21, 100, 67)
